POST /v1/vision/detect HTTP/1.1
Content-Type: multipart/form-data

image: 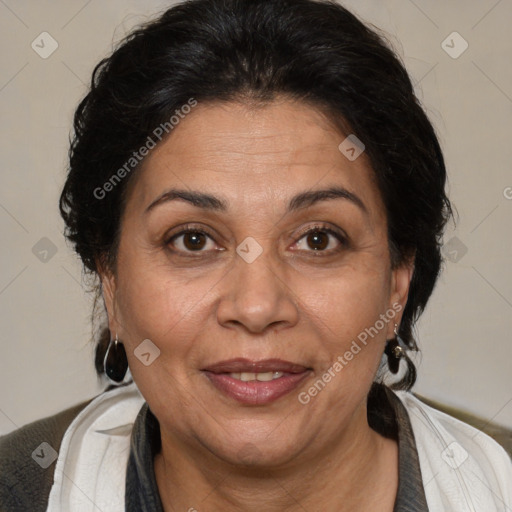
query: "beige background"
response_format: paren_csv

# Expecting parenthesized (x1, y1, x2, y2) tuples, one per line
(0, 0, 511, 434)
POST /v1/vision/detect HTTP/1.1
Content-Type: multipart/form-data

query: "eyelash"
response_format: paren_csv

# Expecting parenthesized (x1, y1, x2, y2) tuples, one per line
(165, 223, 348, 256)
(294, 224, 349, 254)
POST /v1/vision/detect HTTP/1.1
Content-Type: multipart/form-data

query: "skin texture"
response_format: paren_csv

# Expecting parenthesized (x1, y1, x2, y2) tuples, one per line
(100, 98, 413, 511)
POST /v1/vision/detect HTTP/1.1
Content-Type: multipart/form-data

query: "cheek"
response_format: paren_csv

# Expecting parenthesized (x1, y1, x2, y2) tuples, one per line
(113, 259, 210, 402)
(114, 221, 392, 367)
(298, 270, 391, 408)
(297, 261, 392, 391)
(114, 250, 214, 353)
(306, 263, 391, 335)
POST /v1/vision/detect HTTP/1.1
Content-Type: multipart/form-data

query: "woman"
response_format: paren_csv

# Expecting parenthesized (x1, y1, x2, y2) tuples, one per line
(1, 0, 511, 510)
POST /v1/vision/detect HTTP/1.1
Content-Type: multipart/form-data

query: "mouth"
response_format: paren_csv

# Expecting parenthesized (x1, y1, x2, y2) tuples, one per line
(201, 358, 312, 405)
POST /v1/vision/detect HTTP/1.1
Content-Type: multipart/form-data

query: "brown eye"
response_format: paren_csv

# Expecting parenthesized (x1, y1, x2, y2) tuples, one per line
(167, 228, 217, 253)
(183, 232, 207, 250)
(306, 231, 329, 250)
(294, 225, 348, 254)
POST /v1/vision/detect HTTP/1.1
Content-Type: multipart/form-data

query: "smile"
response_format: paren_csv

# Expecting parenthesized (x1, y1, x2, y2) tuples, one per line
(202, 358, 312, 405)
(228, 371, 284, 381)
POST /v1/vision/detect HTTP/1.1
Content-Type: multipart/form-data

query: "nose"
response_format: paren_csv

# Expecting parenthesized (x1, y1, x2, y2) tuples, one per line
(216, 246, 299, 334)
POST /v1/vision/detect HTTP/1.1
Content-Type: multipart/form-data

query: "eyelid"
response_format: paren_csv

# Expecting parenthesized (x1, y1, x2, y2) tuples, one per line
(164, 222, 348, 254)
(165, 223, 216, 242)
(292, 222, 349, 251)
(294, 222, 346, 239)
(164, 223, 221, 252)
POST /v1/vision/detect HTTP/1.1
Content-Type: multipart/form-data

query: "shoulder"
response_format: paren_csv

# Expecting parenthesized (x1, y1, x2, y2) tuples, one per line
(400, 391, 512, 460)
(0, 396, 95, 512)
(394, 390, 512, 506)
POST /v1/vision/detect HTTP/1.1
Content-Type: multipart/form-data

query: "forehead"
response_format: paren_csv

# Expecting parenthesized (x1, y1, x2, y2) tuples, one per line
(124, 99, 385, 221)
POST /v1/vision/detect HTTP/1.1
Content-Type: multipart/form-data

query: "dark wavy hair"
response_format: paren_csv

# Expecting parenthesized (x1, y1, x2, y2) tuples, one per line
(59, 0, 452, 391)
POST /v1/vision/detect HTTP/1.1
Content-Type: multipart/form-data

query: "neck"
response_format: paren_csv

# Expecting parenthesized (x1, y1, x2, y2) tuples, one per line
(154, 401, 398, 512)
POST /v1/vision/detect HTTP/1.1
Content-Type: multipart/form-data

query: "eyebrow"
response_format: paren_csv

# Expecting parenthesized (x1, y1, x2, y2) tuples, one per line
(144, 185, 368, 215)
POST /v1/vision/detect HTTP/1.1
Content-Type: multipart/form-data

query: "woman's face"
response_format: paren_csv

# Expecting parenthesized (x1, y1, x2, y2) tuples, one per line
(102, 99, 412, 467)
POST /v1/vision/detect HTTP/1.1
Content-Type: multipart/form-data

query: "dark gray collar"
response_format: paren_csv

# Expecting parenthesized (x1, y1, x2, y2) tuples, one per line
(125, 384, 429, 511)
(125, 399, 164, 512)
(384, 386, 430, 511)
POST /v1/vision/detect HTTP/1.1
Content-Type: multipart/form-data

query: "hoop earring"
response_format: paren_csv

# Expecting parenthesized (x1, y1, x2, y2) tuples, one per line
(103, 333, 128, 383)
(384, 323, 407, 374)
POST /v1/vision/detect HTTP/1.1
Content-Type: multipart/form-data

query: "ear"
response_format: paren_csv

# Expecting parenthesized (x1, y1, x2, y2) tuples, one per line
(97, 259, 121, 336)
(386, 254, 415, 339)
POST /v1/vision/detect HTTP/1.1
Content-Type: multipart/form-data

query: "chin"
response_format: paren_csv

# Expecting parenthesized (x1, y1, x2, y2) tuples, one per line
(209, 434, 301, 469)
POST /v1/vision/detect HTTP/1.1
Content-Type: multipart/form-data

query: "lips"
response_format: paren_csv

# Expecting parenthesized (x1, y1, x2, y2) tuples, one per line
(202, 358, 312, 405)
